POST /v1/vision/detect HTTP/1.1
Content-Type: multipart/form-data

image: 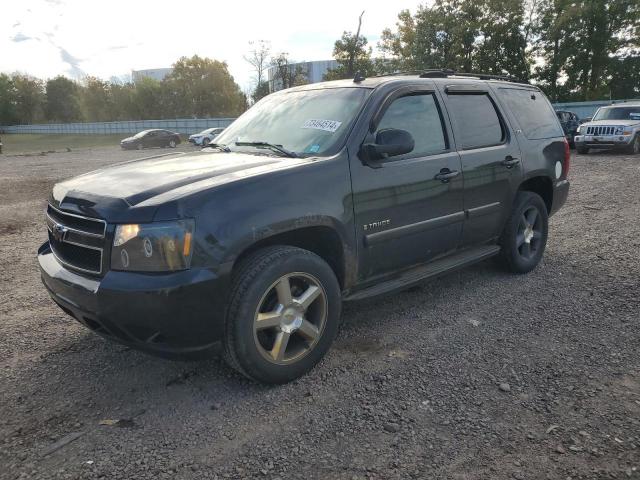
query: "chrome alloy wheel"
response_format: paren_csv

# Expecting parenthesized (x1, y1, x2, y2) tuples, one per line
(516, 206, 543, 260)
(253, 273, 327, 365)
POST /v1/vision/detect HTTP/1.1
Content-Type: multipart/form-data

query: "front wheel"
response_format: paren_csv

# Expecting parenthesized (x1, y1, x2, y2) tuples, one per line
(498, 191, 549, 274)
(202, 137, 210, 146)
(628, 135, 640, 155)
(223, 246, 341, 384)
(168, 139, 177, 148)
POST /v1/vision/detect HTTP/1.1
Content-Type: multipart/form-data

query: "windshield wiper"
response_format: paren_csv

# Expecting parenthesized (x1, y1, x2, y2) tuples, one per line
(235, 141, 298, 158)
(202, 143, 230, 152)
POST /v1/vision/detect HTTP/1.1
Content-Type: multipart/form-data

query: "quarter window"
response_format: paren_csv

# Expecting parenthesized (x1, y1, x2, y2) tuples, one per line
(376, 93, 447, 160)
(498, 88, 564, 139)
(446, 93, 504, 149)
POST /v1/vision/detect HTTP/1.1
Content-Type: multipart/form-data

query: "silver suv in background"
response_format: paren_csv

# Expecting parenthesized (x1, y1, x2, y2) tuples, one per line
(574, 102, 640, 154)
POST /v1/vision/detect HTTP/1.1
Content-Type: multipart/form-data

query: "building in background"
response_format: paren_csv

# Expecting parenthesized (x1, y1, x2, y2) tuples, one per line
(267, 60, 338, 92)
(131, 68, 173, 84)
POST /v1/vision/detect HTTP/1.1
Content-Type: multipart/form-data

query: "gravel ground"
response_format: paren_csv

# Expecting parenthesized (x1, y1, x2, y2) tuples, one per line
(0, 146, 638, 480)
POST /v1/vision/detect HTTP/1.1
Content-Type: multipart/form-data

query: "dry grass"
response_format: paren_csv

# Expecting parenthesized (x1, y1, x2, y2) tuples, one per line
(0, 134, 125, 155)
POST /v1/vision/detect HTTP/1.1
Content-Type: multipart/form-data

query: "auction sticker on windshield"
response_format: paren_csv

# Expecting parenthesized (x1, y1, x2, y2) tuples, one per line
(302, 119, 342, 133)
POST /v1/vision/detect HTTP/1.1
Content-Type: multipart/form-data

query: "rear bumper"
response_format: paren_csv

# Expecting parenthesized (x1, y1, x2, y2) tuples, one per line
(574, 134, 633, 149)
(38, 242, 231, 356)
(550, 180, 569, 216)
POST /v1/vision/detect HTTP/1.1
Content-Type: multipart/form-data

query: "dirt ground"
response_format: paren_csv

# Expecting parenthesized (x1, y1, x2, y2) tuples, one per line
(0, 145, 638, 480)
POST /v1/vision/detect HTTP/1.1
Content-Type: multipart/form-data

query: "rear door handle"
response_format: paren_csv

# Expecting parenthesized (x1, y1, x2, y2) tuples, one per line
(502, 156, 520, 168)
(434, 169, 460, 183)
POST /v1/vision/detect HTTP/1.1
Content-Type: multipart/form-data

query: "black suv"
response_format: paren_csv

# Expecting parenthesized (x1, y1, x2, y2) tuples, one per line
(39, 72, 570, 384)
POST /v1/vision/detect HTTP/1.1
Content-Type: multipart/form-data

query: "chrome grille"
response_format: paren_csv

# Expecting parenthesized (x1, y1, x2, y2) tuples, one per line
(46, 204, 106, 275)
(586, 125, 615, 135)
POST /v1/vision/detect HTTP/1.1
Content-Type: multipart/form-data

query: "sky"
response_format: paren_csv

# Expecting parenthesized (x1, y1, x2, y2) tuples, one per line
(1, 0, 426, 91)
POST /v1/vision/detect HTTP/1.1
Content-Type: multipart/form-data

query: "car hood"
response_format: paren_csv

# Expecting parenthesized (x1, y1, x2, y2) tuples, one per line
(121, 137, 135, 142)
(51, 151, 310, 221)
(583, 119, 640, 127)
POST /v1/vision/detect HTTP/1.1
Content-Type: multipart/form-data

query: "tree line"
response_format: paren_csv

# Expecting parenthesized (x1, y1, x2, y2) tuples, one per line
(321, 0, 639, 102)
(0, 55, 247, 126)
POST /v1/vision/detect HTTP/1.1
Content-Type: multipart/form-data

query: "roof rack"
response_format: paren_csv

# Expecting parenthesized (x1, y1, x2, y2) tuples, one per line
(376, 69, 527, 84)
(420, 69, 525, 83)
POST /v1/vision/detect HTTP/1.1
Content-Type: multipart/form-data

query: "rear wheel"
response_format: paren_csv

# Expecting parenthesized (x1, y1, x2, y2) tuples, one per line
(498, 191, 548, 274)
(169, 139, 177, 148)
(223, 246, 341, 384)
(576, 145, 589, 154)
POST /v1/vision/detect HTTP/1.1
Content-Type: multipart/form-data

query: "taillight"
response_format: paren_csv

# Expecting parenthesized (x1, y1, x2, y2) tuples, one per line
(562, 138, 570, 178)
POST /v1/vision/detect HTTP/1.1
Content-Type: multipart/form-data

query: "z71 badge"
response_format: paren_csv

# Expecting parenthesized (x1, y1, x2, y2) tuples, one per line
(363, 219, 391, 231)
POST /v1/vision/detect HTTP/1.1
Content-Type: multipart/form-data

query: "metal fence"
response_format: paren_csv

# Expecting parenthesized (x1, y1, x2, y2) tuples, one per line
(0, 118, 236, 135)
(552, 99, 637, 120)
(1, 98, 638, 135)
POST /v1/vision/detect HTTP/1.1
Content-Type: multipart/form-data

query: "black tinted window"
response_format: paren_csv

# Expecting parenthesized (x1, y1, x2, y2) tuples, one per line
(446, 94, 504, 149)
(376, 93, 447, 160)
(498, 88, 563, 139)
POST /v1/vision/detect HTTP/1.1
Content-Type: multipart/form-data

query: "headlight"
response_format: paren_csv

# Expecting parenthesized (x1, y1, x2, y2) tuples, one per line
(111, 220, 194, 272)
(576, 126, 582, 133)
(614, 126, 624, 135)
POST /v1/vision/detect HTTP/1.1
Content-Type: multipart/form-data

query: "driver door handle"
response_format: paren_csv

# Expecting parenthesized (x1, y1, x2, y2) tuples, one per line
(434, 169, 460, 183)
(502, 156, 520, 168)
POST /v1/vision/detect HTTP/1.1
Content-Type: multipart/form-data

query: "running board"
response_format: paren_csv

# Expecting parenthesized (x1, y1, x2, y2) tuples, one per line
(344, 245, 500, 302)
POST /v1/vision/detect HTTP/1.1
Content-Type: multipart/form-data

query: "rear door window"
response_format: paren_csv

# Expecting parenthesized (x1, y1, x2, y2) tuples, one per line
(446, 93, 504, 150)
(498, 88, 563, 140)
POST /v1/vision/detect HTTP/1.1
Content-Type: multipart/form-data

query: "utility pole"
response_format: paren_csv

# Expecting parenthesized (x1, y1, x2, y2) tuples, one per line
(347, 10, 365, 78)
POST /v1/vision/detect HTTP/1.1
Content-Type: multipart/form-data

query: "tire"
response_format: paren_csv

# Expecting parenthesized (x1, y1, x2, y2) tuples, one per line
(576, 145, 589, 154)
(223, 246, 341, 384)
(628, 135, 640, 155)
(169, 139, 177, 148)
(136, 143, 143, 150)
(202, 137, 210, 146)
(498, 191, 549, 274)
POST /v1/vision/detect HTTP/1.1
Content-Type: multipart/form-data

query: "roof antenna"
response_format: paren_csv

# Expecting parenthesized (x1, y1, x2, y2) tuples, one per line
(353, 71, 366, 83)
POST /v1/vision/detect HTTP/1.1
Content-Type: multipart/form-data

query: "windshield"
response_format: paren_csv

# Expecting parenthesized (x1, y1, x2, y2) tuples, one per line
(214, 87, 370, 156)
(593, 106, 640, 121)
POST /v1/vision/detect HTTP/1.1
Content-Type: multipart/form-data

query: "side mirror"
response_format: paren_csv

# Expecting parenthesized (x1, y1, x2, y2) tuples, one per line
(360, 128, 415, 167)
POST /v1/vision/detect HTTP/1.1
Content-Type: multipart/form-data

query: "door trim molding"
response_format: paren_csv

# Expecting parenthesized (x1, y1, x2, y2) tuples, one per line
(467, 202, 501, 218)
(364, 211, 465, 246)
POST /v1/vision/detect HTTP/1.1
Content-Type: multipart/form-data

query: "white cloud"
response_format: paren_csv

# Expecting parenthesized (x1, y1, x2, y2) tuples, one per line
(0, 0, 425, 89)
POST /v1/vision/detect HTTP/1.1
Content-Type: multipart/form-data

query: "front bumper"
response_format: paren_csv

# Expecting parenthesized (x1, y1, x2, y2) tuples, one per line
(574, 133, 633, 149)
(38, 242, 231, 356)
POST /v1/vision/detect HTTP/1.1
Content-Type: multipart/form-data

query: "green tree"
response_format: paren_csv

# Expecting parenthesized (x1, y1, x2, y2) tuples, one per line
(533, 0, 576, 101)
(130, 77, 164, 119)
(163, 55, 246, 117)
(474, 0, 530, 80)
(0, 74, 17, 125)
(80, 76, 113, 122)
(12, 74, 45, 124)
(44, 76, 82, 122)
(378, 1, 481, 73)
(564, 0, 639, 100)
(324, 31, 375, 80)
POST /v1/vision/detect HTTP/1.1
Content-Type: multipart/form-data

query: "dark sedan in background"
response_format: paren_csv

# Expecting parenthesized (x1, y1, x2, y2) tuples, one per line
(556, 110, 580, 147)
(120, 129, 181, 150)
